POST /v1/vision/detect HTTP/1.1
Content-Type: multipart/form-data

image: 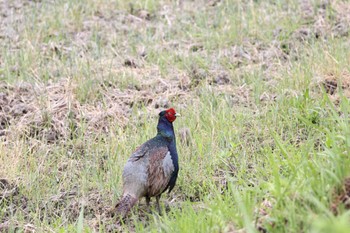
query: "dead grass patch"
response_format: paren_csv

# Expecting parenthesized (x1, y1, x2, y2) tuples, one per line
(297, 0, 350, 40)
(255, 198, 275, 233)
(0, 178, 30, 230)
(319, 70, 350, 104)
(331, 177, 350, 215)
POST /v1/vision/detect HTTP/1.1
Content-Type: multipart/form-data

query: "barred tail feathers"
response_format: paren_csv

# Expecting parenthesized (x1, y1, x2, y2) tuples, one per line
(116, 194, 138, 218)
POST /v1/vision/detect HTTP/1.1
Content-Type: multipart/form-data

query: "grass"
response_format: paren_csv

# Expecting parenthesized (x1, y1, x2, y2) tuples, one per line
(1, 0, 350, 232)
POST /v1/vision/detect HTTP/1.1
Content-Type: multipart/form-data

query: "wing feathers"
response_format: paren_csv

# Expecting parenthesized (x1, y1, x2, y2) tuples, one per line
(123, 143, 175, 198)
(128, 145, 149, 162)
(147, 147, 174, 196)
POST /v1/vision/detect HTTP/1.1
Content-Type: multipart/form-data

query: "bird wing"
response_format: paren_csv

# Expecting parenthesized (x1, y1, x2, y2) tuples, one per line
(147, 146, 175, 196)
(123, 141, 175, 197)
(128, 144, 149, 162)
(122, 144, 151, 197)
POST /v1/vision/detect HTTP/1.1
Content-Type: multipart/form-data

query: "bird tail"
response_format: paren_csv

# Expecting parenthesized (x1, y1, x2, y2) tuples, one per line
(115, 193, 138, 218)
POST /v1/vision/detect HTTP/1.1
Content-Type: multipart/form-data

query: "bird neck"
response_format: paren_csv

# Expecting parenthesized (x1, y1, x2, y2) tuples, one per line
(157, 118, 175, 141)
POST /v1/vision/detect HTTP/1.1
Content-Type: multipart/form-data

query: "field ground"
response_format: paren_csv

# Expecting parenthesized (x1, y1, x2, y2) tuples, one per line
(1, 0, 350, 232)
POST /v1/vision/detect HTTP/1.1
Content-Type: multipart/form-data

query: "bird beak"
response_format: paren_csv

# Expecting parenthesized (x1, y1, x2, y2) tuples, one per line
(175, 113, 181, 117)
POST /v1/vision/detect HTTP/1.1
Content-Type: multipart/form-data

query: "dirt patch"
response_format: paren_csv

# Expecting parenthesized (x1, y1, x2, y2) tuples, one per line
(322, 71, 350, 95)
(0, 178, 123, 232)
(0, 80, 128, 143)
(331, 177, 350, 215)
(0, 178, 28, 216)
(43, 189, 113, 222)
(0, 178, 30, 231)
(0, 65, 193, 145)
(212, 169, 229, 194)
(0, 221, 36, 233)
(318, 70, 350, 104)
(0, 0, 33, 47)
(217, 40, 288, 72)
(255, 198, 275, 233)
(296, 0, 350, 41)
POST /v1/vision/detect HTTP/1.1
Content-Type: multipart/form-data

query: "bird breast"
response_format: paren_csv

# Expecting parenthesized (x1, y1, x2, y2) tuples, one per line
(162, 152, 174, 177)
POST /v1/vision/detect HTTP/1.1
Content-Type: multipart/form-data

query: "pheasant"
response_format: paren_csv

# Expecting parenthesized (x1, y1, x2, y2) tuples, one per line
(116, 108, 180, 217)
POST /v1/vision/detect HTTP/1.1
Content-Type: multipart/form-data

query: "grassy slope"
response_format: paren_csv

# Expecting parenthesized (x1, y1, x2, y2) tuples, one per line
(1, 0, 350, 232)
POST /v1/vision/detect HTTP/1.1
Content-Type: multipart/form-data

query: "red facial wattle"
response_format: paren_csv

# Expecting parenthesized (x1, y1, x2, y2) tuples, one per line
(165, 108, 177, 122)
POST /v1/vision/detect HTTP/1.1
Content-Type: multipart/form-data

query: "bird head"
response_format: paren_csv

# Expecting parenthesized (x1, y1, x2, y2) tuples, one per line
(159, 108, 180, 123)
